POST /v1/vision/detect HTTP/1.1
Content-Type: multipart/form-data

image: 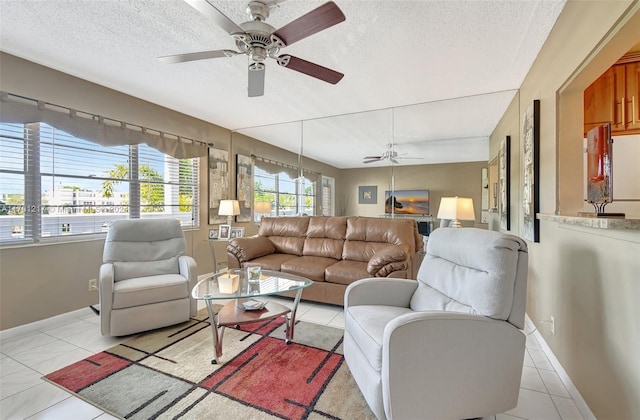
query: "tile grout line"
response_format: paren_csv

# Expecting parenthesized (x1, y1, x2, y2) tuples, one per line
(524, 314, 595, 420)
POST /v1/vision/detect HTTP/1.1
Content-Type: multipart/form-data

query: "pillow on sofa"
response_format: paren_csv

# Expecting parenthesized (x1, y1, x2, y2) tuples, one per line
(367, 244, 408, 276)
(227, 236, 275, 262)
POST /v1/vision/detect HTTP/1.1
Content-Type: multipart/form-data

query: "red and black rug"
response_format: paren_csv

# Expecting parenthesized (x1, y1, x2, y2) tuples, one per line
(44, 308, 374, 419)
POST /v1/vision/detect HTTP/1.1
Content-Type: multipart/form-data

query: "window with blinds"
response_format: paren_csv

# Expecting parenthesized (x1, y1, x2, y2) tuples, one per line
(0, 122, 199, 244)
(253, 160, 316, 220)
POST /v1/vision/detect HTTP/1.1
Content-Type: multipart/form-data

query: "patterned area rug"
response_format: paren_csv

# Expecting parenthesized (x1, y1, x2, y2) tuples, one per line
(44, 308, 375, 420)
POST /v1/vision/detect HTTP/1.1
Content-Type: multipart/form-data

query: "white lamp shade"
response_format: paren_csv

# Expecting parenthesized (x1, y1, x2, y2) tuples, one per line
(254, 201, 272, 214)
(437, 197, 475, 225)
(218, 200, 240, 216)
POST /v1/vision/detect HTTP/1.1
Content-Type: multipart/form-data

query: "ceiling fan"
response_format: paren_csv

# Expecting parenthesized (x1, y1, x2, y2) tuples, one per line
(159, 0, 346, 97)
(363, 143, 423, 165)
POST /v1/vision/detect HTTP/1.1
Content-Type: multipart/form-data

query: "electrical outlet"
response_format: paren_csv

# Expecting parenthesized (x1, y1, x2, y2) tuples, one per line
(88, 279, 98, 291)
(550, 316, 555, 335)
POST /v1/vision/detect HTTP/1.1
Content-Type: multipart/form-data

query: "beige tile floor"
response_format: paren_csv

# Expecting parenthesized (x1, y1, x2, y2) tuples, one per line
(1, 295, 587, 420)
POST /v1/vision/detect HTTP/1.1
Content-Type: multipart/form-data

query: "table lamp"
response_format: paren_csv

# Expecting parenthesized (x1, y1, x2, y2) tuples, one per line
(437, 196, 475, 228)
(218, 200, 240, 226)
(255, 201, 272, 221)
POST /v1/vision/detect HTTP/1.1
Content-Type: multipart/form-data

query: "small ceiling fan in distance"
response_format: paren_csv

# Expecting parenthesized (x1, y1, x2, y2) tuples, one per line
(363, 143, 423, 165)
(160, 0, 346, 97)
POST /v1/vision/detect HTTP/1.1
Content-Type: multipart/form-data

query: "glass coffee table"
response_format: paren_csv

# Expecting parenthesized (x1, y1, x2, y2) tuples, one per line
(192, 269, 313, 364)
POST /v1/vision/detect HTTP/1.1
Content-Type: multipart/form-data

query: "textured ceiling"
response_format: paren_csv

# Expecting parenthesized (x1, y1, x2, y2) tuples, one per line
(0, 0, 566, 168)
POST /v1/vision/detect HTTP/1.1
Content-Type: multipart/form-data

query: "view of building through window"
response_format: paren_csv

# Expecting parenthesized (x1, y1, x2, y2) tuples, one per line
(0, 122, 199, 243)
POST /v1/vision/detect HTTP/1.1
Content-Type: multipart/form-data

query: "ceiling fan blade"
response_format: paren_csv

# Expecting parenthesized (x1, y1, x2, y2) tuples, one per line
(277, 55, 344, 84)
(158, 49, 236, 64)
(363, 159, 381, 164)
(271, 1, 345, 47)
(183, 0, 243, 35)
(363, 155, 383, 160)
(390, 158, 400, 164)
(248, 63, 266, 97)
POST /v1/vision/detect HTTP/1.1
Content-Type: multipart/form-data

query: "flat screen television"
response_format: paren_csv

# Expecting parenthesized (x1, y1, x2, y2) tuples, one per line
(384, 189, 430, 215)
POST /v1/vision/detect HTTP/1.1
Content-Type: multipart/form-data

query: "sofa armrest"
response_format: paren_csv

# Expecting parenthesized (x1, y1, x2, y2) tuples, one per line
(367, 244, 408, 277)
(382, 312, 525, 419)
(345, 278, 418, 308)
(98, 263, 115, 335)
(178, 255, 197, 317)
(227, 236, 276, 263)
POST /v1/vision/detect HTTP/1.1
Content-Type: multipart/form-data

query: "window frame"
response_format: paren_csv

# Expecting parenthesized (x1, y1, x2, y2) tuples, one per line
(0, 122, 199, 245)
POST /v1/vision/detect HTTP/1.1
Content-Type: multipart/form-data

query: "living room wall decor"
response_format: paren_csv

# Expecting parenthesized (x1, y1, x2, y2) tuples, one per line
(208, 147, 230, 225)
(358, 186, 377, 204)
(499, 135, 511, 231)
(236, 154, 253, 222)
(522, 101, 540, 242)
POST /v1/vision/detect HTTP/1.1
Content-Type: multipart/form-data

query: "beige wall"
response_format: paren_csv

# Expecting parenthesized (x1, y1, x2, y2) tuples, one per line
(340, 162, 488, 227)
(0, 53, 339, 330)
(489, 2, 640, 418)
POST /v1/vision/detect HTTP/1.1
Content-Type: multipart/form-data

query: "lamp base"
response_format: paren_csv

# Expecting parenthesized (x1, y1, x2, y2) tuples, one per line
(450, 219, 462, 228)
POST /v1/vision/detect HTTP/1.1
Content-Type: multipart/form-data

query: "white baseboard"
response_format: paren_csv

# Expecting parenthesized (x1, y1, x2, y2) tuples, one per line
(0, 306, 96, 341)
(525, 314, 596, 420)
(1, 274, 214, 341)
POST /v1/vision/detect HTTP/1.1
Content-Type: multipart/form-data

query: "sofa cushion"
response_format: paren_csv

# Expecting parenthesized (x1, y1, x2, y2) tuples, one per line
(307, 216, 347, 239)
(343, 241, 395, 263)
(411, 228, 526, 322)
(113, 257, 179, 282)
(259, 216, 310, 237)
(346, 217, 416, 252)
(303, 237, 344, 260)
(269, 237, 306, 256)
(281, 256, 339, 282)
(325, 260, 369, 285)
(259, 216, 310, 256)
(346, 304, 414, 371)
(243, 253, 298, 271)
(112, 274, 189, 309)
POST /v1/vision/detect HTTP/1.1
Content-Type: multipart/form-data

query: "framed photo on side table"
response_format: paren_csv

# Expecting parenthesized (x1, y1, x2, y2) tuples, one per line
(208, 229, 219, 240)
(230, 227, 245, 239)
(218, 224, 231, 240)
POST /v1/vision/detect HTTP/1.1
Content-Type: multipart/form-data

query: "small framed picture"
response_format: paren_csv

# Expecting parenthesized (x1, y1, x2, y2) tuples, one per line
(218, 224, 231, 240)
(230, 227, 245, 239)
(208, 228, 218, 240)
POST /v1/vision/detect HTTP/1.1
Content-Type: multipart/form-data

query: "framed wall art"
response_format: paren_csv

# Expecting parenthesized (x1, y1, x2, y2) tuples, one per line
(208, 147, 230, 225)
(236, 154, 253, 222)
(522, 100, 540, 242)
(358, 185, 377, 204)
(499, 135, 511, 231)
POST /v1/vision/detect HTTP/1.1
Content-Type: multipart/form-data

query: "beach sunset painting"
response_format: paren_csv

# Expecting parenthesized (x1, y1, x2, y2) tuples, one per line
(384, 190, 430, 215)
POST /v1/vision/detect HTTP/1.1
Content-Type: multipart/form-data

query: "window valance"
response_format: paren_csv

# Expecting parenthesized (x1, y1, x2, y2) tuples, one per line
(0, 91, 208, 159)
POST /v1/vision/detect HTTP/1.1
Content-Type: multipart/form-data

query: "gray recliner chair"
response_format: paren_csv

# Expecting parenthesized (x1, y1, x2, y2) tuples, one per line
(99, 219, 197, 336)
(344, 227, 528, 420)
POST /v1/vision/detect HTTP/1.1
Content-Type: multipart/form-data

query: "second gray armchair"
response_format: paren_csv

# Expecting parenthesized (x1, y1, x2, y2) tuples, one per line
(344, 227, 528, 420)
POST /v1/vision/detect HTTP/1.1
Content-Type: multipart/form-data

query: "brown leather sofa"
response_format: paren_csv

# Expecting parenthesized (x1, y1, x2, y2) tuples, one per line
(226, 216, 424, 305)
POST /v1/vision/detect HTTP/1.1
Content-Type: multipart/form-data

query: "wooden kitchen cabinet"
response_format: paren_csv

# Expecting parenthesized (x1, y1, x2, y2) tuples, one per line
(584, 54, 640, 136)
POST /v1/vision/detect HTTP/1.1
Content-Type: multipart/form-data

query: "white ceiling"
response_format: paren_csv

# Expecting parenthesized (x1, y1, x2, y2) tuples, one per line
(0, 0, 566, 169)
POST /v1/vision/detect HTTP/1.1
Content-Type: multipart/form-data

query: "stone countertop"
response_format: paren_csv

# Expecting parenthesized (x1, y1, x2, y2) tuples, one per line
(537, 213, 640, 230)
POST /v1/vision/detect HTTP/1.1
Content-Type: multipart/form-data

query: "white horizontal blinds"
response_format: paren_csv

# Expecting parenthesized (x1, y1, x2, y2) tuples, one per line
(0, 122, 200, 244)
(39, 123, 130, 239)
(0, 123, 30, 242)
(138, 143, 199, 227)
(253, 156, 318, 217)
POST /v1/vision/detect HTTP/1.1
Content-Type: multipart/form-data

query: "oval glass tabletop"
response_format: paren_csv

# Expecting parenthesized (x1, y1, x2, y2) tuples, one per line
(192, 269, 313, 300)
